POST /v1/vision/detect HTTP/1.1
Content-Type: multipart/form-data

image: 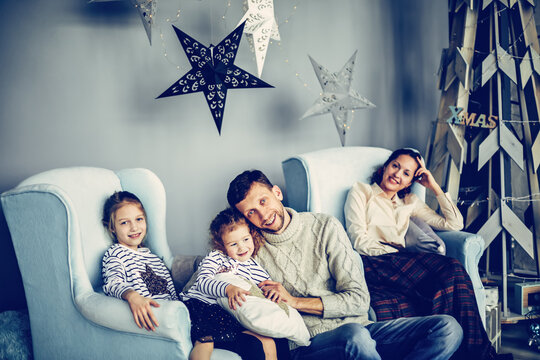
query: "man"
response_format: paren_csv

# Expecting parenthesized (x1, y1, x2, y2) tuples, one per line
(227, 169, 462, 360)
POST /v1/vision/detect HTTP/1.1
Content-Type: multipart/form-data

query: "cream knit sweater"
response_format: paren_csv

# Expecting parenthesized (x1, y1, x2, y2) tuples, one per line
(255, 208, 372, 339)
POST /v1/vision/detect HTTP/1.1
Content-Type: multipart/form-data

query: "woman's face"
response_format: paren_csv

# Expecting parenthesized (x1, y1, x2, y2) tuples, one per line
(379, 154, 419, 196)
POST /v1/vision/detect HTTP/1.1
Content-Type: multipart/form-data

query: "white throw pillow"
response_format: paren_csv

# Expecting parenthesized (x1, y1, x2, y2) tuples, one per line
(214, 273, 311, 346)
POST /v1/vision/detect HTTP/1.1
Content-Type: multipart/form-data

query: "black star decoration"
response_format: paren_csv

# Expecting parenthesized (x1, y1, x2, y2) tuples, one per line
(157, 22, 273, 134)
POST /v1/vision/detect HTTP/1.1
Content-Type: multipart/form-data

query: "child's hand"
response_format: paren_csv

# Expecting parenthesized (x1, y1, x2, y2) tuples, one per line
(225, 284, 250, 310)
(122, 290, 160, 331)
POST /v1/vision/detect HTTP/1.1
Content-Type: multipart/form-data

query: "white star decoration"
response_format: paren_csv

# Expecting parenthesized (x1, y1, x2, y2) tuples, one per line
(131, 0, 155, 45)
(301, 50, 376, 146)
(237, 0, 280, 77)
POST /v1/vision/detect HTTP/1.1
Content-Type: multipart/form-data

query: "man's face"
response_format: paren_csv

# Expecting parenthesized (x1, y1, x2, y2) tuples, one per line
(235, 182, 289, 234)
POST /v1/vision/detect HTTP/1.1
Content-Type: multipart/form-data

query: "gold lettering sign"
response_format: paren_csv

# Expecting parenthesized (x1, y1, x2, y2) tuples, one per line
(446, 106, 498, 129)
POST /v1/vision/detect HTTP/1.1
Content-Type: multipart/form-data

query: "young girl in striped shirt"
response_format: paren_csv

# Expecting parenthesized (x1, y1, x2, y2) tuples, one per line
(182, 207, 290, 360)
(101, 191, 177, 332)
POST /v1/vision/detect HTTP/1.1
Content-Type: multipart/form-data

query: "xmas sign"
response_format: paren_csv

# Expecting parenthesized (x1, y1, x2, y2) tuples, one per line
(446, 106, 498, 129)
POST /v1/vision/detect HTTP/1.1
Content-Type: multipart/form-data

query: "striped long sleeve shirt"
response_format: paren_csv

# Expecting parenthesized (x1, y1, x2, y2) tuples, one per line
(182, 250, 270, 304)
(102, 243, 178, 300)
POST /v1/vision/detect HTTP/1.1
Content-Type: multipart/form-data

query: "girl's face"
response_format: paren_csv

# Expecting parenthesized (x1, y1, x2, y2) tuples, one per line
(222, 223, 255, 262)
(112, 203, 147, 251)
(379, 154, 419, 197)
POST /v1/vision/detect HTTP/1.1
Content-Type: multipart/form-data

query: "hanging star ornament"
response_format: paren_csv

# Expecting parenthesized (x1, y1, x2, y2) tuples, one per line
(131, 0, 155, 45)
(157, 22, 273, 134)
(237, 0, 280, 77)
(301, 50, 375, 146)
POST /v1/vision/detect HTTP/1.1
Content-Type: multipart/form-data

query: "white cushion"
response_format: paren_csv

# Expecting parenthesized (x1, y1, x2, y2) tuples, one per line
(214, 273, 311, 346)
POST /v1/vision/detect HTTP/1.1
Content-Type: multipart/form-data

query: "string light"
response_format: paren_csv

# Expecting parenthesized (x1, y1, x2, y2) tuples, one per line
(278, 1, 300, 27)
(440, 2, 538, 98)
(502, 193, 540, 202)
(456, 192, 540, 206)
(157, 0, 237, 71)
(157, 1, 183, 70)
(457, 5, 536, 61)
(434, 119, 540, 125)
(222, 0, 232, 21)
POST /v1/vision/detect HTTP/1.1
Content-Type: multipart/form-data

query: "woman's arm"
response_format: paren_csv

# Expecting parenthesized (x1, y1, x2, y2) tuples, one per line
(344, 183, 399, 256)
(410, 193, 464, 231)
(412, 157, 463, 230)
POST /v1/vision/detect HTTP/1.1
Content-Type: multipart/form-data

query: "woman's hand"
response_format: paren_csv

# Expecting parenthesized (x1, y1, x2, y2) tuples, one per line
(225, 284, 250, 310)
(415, 156, 443, 196)
(122, 290, 160, 331)
(258, 280, 295, 306)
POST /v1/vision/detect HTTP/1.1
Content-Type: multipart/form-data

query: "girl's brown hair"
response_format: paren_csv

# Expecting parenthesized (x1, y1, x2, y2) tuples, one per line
(209, 207, 264, 256)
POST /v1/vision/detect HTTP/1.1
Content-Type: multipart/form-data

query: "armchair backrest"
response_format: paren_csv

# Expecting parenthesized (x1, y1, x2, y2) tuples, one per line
(2, 167, 172, 297)
(282, 146, 425, 225)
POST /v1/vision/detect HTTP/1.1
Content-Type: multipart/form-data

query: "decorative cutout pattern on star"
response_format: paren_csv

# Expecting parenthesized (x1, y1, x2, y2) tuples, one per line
(157, 22, 273, 134)
(237, 0, 280, 77)
(301, 50, 375, 146)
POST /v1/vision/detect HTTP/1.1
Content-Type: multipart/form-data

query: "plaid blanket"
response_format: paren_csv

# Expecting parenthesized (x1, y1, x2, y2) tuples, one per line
(361, 252, 496, 360)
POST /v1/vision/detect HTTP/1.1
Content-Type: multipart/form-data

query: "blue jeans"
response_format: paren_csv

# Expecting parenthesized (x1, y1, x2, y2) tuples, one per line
(290, 315, 463, 360)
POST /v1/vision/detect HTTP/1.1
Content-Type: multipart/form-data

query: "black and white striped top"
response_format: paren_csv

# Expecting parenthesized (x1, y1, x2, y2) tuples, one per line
(182, 250, 270, 304)
(102, 243, 178, 301)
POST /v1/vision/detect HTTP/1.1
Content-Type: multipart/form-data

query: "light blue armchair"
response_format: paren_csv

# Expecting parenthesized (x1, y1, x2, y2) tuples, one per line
(282, 146, 486, 326)
(1, 167, 240, 360)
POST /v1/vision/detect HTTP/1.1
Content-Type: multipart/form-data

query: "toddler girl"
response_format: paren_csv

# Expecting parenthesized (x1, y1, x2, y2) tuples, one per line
(182, 207, 290, 360)
(101, 191, 178, 331)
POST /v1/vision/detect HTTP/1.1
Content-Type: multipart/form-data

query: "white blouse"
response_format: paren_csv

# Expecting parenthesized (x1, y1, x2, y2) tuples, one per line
(344, 182, 463, 256)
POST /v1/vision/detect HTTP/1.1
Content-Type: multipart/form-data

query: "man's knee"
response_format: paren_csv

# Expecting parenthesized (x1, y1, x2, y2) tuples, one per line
(335, 323, 379, 360)
(431, 315, 463, 350)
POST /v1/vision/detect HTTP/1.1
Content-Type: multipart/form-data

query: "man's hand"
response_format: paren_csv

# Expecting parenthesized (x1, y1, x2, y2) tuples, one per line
(122, 290, 160, 331)
(259, 280, 324, 315)
(258, 280, 295, 306)
(225, 284, 250, 310)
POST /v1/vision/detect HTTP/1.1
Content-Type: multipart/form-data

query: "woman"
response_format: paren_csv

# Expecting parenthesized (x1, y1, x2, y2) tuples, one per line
(344, 148, 509, 360)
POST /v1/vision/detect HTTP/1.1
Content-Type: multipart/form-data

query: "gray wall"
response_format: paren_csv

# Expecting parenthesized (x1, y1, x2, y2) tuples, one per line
(0, 0, 447, 309)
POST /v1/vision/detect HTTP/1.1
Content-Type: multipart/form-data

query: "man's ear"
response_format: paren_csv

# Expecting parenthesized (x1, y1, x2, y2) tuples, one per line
(272, 185, 284, 201)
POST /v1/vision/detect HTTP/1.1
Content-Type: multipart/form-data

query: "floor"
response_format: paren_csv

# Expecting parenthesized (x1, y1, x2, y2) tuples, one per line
(501, 321, 540, 359)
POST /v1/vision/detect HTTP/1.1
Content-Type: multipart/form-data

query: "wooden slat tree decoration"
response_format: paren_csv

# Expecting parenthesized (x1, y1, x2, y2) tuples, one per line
(426, 0, 540, 318)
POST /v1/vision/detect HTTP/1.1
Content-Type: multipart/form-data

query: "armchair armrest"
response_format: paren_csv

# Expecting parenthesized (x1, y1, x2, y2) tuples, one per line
(436, 230, 486, 326)
(75, 291, 192, 356)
